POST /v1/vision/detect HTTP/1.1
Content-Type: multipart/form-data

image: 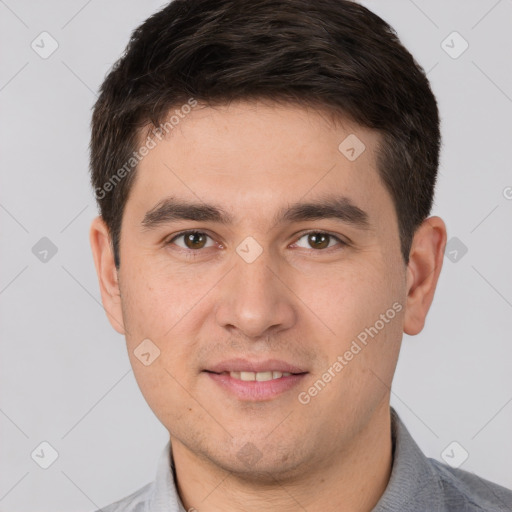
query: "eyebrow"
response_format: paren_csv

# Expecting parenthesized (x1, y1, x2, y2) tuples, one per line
(140, 194, 371, 232)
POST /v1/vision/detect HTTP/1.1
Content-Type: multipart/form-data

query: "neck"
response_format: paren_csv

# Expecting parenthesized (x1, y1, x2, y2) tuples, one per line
(171, 402, 393, 512)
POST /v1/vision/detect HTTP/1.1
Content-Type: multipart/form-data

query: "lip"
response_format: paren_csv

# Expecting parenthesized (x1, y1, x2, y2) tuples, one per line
(205, 358, 307, 374)
(203, 358, 308, 401)
(205, 371, 308, 401)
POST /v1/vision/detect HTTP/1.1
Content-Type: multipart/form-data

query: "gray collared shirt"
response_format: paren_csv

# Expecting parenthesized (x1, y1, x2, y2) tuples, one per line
(96, 407, 512, 511)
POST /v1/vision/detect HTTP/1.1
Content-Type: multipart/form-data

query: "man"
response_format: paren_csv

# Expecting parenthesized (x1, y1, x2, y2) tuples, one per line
(88, 0, 512, 510)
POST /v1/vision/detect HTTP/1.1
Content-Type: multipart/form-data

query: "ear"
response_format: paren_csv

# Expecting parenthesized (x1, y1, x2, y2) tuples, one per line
(404, 216, 447, 335)
(89, 216, 126, 335)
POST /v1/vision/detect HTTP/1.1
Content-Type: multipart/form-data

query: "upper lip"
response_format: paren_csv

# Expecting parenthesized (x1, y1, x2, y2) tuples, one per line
(205, 358, 308, 374)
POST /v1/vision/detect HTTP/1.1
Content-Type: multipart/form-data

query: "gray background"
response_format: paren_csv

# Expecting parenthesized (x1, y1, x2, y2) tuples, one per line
(1, 0, 511, 510)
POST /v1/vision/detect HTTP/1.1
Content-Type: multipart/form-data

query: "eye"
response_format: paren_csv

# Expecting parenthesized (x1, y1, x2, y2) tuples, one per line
(293, 231, 346, 251)
(165, 229, 347, 257)
(167, 230, 216, 251)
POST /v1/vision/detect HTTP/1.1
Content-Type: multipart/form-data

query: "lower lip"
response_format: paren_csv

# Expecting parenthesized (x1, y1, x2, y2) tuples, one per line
(205, 372, 308, 401)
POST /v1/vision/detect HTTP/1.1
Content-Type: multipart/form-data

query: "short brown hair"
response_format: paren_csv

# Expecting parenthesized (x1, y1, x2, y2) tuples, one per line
(90, 0, 441, 268)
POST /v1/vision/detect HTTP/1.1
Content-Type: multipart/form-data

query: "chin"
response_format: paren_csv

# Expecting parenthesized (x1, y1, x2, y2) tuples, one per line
(207, 445, 308, 484)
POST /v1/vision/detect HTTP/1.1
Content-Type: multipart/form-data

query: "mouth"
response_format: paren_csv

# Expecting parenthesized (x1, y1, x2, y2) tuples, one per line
(202, 359, 308, 401)
(204, 370, 298, 381)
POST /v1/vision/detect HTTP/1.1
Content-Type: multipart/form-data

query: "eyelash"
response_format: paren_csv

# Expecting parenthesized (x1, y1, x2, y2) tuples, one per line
(166, 229, 348, 258)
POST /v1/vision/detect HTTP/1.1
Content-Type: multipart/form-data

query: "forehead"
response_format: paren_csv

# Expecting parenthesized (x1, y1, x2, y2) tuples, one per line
(127, 101, 395, 230)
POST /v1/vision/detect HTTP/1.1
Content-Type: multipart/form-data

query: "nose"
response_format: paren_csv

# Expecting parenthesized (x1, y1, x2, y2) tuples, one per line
(214, 246, 297, 339)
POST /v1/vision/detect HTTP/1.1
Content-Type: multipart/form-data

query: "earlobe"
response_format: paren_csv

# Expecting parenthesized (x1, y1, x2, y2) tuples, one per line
(403, 216, 447, 336)
(89, 216, 126, 335)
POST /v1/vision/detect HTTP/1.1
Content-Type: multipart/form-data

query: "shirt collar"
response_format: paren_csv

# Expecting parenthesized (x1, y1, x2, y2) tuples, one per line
(149, 406, 443, 512)
(148, 439, 186, 512)
(372, 406, 443, 511)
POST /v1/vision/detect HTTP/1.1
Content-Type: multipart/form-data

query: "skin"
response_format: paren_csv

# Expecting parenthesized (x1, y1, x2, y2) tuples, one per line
(90, 100, 447, 512)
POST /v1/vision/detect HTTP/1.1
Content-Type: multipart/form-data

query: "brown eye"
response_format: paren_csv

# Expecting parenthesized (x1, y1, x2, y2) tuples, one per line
(184, 231, 207, 249)
(294, 231, 345, 251)
(168, 231, 214, 251)
(307, 233, 330, 249)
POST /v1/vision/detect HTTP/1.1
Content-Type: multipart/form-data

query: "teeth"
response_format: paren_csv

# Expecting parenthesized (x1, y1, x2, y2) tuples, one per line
(229, 371, 292, 381)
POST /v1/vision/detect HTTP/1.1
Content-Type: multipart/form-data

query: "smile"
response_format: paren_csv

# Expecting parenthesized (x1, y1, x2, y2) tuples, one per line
(204, 370, 308, 401)
(223, 371, 292, 381)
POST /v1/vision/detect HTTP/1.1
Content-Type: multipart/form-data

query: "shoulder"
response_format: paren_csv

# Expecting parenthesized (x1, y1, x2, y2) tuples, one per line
(428, 458, 512, 511)
(93, 481, 153, 512)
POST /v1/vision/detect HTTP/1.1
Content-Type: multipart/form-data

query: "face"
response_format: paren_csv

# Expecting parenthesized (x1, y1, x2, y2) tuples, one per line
(91, 100, 440, 480)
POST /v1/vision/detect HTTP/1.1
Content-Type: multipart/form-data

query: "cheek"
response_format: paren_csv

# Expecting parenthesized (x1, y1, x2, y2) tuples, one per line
(305, 261, 390, 326)
(130, 360, 180, 429)
(119, 261, 206, 371)
(120, 262, 191, 338)
(308, 258, 404, 363)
